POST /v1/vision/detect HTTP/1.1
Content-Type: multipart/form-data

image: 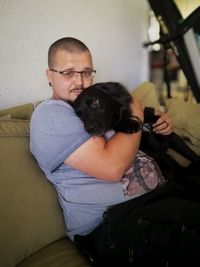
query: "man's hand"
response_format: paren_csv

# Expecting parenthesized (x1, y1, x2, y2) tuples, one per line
(152, 110, 173, 135)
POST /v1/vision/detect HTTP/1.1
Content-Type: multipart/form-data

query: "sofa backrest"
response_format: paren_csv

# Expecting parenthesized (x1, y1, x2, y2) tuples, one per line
(0, 106, 66, 267)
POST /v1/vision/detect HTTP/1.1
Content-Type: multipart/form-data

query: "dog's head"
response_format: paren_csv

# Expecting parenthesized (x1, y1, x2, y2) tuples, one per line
(72, 86, 120, 135)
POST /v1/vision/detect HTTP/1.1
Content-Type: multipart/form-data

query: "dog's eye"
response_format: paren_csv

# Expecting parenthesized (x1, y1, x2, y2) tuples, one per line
(88, 97, 101, 110)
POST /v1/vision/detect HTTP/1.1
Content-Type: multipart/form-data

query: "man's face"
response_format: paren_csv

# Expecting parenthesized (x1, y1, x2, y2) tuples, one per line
(46, 50, 94, 102)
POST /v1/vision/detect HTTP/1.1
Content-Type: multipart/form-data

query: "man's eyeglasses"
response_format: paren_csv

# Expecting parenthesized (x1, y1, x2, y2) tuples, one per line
(50, 69, 96, 80)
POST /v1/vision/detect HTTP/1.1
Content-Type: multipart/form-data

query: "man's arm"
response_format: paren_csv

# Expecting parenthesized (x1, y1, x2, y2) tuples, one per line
(65, 130, 142, 181)
(64, 98, 144, 181)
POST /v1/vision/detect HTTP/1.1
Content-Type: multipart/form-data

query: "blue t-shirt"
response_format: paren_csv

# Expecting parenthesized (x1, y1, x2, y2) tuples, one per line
(30, 99, 164, 240)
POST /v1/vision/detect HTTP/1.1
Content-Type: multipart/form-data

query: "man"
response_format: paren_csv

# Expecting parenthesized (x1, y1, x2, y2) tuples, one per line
(30, 37, 172, 241)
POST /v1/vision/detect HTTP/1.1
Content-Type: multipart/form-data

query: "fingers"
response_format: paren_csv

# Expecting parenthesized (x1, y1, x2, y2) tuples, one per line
(152, 112, 173, 135)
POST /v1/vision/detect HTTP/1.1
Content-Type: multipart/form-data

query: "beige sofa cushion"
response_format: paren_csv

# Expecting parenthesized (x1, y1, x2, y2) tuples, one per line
(131, 81, 160, 109)
(0, 103, 34, 120)
(0, 119, 66, 267)
(18, 238, 90, 267)
(165, 99, 200, 155)
(0, 114, 12, 119)
(0, 119, 30, 136)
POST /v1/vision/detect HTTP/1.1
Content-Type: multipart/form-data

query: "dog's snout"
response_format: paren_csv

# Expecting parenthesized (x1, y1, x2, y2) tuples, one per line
(85, 122, 105, 136)
(87, 124, 98, 134)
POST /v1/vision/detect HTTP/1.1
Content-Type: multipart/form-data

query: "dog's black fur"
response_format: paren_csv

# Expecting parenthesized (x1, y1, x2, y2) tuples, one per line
(72, 82, 142, 136)
(71, 82, 200, 178)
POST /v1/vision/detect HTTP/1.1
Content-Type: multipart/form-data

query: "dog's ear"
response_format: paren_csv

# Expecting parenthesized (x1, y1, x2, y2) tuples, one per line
(87, 96, 101, 110)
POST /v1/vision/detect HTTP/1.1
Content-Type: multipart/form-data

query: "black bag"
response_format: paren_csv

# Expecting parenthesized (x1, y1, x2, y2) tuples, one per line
(74, 181, 200, 267)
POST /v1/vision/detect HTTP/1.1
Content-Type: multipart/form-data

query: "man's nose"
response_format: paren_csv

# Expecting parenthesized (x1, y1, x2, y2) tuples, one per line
(73, 72, 83, 86)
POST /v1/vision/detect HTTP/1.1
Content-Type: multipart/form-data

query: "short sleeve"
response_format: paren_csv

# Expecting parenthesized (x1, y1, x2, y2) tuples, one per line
(30, 100, 90, 172)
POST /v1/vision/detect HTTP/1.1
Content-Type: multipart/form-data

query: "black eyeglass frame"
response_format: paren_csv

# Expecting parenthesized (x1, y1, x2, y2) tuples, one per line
(49, 68, 96, 79)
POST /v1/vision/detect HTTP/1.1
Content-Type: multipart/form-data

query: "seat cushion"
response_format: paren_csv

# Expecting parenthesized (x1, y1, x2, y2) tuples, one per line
(18, 238, 91, 267)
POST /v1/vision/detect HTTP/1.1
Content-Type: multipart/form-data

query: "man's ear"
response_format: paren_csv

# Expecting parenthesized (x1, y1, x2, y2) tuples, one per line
(88, 96, 101, 109)
(46, 69, 52, 86)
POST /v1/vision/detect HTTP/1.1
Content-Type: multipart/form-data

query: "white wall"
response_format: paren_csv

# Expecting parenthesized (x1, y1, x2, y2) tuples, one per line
(0, 0, 149, 109)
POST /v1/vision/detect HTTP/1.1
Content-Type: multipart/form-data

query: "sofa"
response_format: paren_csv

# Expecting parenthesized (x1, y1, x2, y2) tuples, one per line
(1, 82, 200, 267)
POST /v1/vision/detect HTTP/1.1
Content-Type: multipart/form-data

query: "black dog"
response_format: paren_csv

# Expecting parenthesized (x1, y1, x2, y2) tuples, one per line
(72, 82, 143, 135)
(71, 82, 200, 178)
